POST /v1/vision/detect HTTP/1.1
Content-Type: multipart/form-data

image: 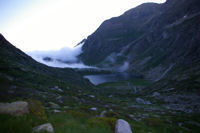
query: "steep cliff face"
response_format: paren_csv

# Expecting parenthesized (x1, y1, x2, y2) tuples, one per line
(80, 0, 200, 85)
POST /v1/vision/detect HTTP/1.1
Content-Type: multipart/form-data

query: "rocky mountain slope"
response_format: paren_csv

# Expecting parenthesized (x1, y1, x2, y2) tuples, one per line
(80, 0, 200, 85)
(0, 33, 93, 101)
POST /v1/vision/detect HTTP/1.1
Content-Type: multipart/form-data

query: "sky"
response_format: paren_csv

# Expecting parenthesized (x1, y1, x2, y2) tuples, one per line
(0, 0, 166, 52)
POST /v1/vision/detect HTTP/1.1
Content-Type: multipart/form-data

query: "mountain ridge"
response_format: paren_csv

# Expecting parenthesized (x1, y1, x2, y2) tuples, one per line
(80, 0, 200, 86)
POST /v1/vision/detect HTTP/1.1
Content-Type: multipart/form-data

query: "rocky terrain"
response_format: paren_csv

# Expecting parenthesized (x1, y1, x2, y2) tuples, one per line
(80, 0, 200, 82)
(80, 0, 200, 116)
(0, 0, 200, 133)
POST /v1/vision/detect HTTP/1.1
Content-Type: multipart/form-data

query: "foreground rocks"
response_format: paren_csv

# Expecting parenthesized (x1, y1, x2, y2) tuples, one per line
(115, 119, 132, 133)
(136, 98, 151, 105)
(33, 123, 54, 133)
(0, 101, 29, 116)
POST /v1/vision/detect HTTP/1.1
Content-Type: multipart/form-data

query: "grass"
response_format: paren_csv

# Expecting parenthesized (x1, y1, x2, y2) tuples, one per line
(47, 111, 114, 133)
(0, 114, 32, 133)
(97, 79, 151, 88)
(1, 34, 200, 133)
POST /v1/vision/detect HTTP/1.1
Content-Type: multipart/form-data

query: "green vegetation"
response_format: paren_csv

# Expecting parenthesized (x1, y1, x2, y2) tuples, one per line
(97, 79, 151, 88)
(48, 112, 115, 133)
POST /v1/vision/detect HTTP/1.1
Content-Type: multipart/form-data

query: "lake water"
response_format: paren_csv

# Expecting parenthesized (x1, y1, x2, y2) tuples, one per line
(84, 73, 136, 85)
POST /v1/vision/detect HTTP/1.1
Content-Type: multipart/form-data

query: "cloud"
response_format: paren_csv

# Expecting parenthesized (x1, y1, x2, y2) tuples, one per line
(118, 62, 129, 72)
(27, 41, 94, 68)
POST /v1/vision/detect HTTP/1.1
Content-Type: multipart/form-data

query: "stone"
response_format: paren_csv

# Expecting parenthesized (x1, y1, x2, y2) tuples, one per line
(90, 107, 97, 111)
(152, 92, 160, 97)
(33, 123, 54, 133)
(89, 95, 95, 98)
(136, 98, 151, 105)
(115, 119, 132, 133)
(53, 109, 61, 113)
(0, 101, 29, 116)
(100, 110, 107, 117)
(49, 102, 60, 109)
(109, 95, 113, 98)
(51, 86, 63, 92)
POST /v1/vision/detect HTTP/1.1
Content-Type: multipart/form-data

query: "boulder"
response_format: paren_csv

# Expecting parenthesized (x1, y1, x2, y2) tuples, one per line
(53, 109, 61, 113)
(51, 86, 63, 92)
(33, 123, 54, 133)
(115, 119, 132, 133)
(152, 92, 160, 97)
(90, 107, 97, 111)
(100, 110, 107, 117)
(136, 98, 151, 105)
(49, 102, 60, 109)
(89, 95, 95, 98)
(0, 101, 29, 116)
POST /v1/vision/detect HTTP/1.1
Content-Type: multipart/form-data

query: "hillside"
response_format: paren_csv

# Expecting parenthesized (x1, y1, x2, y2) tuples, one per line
(0, 33, 93, 101)
(1, 0, 200, 132)
(80, 0, 200, 84)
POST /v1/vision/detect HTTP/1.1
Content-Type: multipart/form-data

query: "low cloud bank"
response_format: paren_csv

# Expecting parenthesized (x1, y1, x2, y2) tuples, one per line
(27, 42, 94, 68)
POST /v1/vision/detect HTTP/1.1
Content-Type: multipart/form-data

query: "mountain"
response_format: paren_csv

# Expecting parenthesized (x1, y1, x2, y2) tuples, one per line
(1, 1, 200, 132)
(80, 0, 200, 90)
(0, 34, 93, 101)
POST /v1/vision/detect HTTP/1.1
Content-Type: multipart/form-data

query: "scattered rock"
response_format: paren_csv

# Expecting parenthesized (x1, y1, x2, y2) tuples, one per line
(90, 107, 97, 111)
(115, 119, 132, 133)
(100, 110, 107, 117)
(136, 98, 151, 105)
(33, 123, 54, 133)
(53, 109, 61, 113)
(109, 109, 113, 112)
(56, 96, 63, 103)
(49, 102, 60, 109)
(152, 92, 160, 97)
(109, 95, 113, 98)
(51, 86, 63, 92)
(89, 95, 95, 98)
(0, 101, 29, 116)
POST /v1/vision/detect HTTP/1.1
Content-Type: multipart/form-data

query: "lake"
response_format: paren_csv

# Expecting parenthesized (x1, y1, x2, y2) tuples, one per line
(84, 73, 139, 85)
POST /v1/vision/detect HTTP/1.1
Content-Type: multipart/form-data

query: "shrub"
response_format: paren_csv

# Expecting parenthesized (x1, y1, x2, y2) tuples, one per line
(27, 99, 47, 126)
(87, 117, 117, 131)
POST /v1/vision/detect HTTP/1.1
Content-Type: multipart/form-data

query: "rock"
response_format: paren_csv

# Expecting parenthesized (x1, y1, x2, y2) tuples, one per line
(109, 95, 113, 98)
(100, 110, 107, 117)
(33, 123, 54, 133)
(89, 95, 95, 98)
(49, 102, 60, 109)
(115, 119, 132, 133)
(90, 107, 97, 111)
(53, 109, 61, 113)
(56, 96, 63, 103)
(136, 98, 151, 105)
(0, 101, 29, 116)
(152, 92, 160, 97)
(51, 86, 63, 92)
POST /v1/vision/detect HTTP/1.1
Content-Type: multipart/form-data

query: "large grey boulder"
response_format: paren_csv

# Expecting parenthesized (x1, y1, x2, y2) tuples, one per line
(33, 123, 54, 133)
(115, 119, 132, 133)
(0, 101, 29, 116)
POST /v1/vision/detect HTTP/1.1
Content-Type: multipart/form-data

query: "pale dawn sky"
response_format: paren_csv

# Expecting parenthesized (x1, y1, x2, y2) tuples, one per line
(0, 0, 166, 51)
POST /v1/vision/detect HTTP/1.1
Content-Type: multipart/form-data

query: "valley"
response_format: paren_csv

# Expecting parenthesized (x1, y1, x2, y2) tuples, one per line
(0, 0, 200, 133)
